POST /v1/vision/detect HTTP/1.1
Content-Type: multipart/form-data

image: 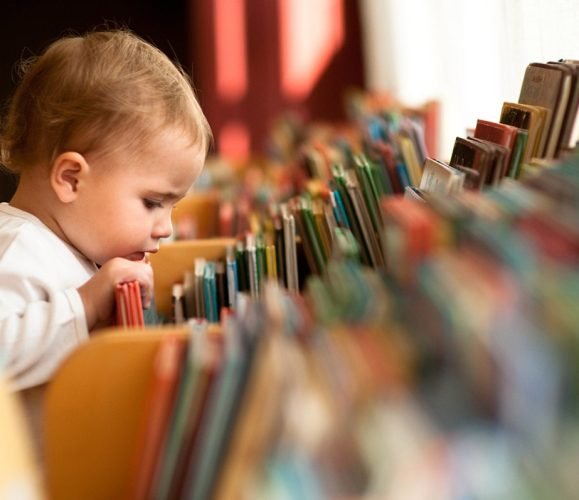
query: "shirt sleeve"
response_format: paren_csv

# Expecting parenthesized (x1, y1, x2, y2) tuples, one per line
(0, 273, 89, 391)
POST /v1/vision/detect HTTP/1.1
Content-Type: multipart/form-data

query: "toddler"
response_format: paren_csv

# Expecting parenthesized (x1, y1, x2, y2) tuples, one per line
(0, 29, 211, 390)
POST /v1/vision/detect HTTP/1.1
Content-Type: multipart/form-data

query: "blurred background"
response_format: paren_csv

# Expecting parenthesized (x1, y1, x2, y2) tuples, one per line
(1, 0, 579, 200)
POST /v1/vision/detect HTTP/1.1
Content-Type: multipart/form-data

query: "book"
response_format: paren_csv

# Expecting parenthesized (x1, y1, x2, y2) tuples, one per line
(281, 203, 299, 293)
(171, 283, 186, 325)
(311, 198, 333, 261)
(469, 137, 510, 185)
(397, 133, 422, 186)
(194, 258, 206, 320)
(474, 119, 518, 171)
(182, 314, 261, 500)
(215, 261, 227, 315)
(404, 186, 427, 202)
(353, 155, 382, 233)
(549, 60, 579, 154)
(225, 245, 238, 309)
(518, 62, 567, 158)
(234, 241, 248, 293)
(419, 157, 465, 194)
(150, 323, 220, 499)
(450, 136, 492, 189)
(245, 234, 259, 298)
(344, 169, 385, 269)
(115, 281, 144, 328)
(331, 164, 372, 266)
(545, 62, 574, 157)
(213, 316, 284, 500)
(500, 102, 547, 162)
(203, 261, 219, 323)
(508, 128, 528, 179)
(299, 196, 327, 273)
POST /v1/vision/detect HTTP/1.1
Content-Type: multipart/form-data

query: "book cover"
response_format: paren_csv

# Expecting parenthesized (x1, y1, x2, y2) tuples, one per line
(518, 62, 565, 158)
(300, 196, 327, 273)
(548, 61, 579, 154)
(194, 258, 206, 320)
(450, 136, 493, 189)
(470, 138, 510, 185)
(397, 133, 422, 186)
(311, 198, 333, 261)
(225, 245, 238, 309)
(419, 158, 465, 195)
(474, 119, 518, 169)
(344, 169, 385, 269)
(331, 165, 372, 266)
(203, 261, 218, 323)
(508, 128, 529, 179)
(115, 281, 144, 328)
(281, 203, 299, 293)
(558, 60, 579, 151)
(353, 155, 382, 233)
(500, 102, 547, 162)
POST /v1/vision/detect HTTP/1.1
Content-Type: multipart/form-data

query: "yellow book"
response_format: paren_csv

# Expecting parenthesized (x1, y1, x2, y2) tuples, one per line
(500, 102, 548, 162)
(398, 134, 422, 186)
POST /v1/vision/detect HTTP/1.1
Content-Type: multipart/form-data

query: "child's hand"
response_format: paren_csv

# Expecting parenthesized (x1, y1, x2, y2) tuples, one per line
(78, 257, 154, 331)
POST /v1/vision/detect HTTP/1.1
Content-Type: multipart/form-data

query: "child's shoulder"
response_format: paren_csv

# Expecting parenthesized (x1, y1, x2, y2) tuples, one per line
(0, 204, 59, 262)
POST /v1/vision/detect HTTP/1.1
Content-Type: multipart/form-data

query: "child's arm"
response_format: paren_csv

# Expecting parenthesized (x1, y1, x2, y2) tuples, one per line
(0, 258, 153, 390)
(77, 257, 153, 331)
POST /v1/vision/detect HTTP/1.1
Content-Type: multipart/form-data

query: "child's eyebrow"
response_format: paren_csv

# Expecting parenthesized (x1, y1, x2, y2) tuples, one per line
(145, 191, 185, 202)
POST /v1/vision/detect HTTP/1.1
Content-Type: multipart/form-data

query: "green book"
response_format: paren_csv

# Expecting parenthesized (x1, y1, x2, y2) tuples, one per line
(353, 154, 381, 233)
(509, 128, 529, 179)
(331, 164, 372, 266)
(299, 196, 327, 273)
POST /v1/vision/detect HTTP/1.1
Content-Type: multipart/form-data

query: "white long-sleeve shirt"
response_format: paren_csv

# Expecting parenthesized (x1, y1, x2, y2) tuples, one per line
(0, 203, 97, 390)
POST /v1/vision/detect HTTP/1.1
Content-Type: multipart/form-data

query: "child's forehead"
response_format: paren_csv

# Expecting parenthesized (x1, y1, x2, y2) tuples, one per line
(88, 122, 202, 162)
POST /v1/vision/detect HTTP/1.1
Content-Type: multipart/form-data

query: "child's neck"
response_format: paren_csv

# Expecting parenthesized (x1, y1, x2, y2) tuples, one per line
(10, 173, 67, 243)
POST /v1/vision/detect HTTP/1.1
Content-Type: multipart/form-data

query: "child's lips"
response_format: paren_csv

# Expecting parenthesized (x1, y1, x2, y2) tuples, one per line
(125, 248, 158, 261)
(125, 252, 146, 261)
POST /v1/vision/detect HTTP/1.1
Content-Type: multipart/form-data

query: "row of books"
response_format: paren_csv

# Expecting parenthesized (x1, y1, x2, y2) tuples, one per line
(424, 60, 579, 195)
(125, 149, 579, 497)
(155, 59, 579, 331)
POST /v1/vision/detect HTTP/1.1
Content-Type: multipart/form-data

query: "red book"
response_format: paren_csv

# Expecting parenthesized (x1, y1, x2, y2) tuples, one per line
(115, 281, 144, 328)
(474, 119, 519, 179)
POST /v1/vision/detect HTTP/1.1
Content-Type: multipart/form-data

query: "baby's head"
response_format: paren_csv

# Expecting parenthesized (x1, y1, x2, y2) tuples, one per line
(1, 28, 211, 172)
(0, 29, 212, 264)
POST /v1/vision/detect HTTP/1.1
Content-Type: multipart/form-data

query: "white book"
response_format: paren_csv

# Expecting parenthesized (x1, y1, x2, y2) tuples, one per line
(419, 157, 465, 195)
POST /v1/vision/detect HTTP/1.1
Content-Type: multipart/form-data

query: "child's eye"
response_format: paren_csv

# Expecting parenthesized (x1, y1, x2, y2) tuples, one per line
(143, 198, 162, 210)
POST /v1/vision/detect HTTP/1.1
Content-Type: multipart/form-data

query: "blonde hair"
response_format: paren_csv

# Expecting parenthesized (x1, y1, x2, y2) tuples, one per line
(0, 29, 212, 173)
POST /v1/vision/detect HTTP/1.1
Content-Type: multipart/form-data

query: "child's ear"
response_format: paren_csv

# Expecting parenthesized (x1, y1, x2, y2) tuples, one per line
(50, 152, 90, 203)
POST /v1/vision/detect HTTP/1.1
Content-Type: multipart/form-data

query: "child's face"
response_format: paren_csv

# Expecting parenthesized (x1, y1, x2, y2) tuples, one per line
(64, 127, 205, 265)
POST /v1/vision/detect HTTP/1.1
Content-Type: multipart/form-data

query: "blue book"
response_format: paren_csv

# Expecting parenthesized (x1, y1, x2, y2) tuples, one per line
(395, 161, 411, 189)
(225, 245, 238, 309)
(203, 261, 218, 322)
(330, 190, 350, 229)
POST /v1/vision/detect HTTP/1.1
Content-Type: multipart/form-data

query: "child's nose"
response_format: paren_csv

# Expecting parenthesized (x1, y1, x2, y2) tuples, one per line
(152, 212, 173, 239)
